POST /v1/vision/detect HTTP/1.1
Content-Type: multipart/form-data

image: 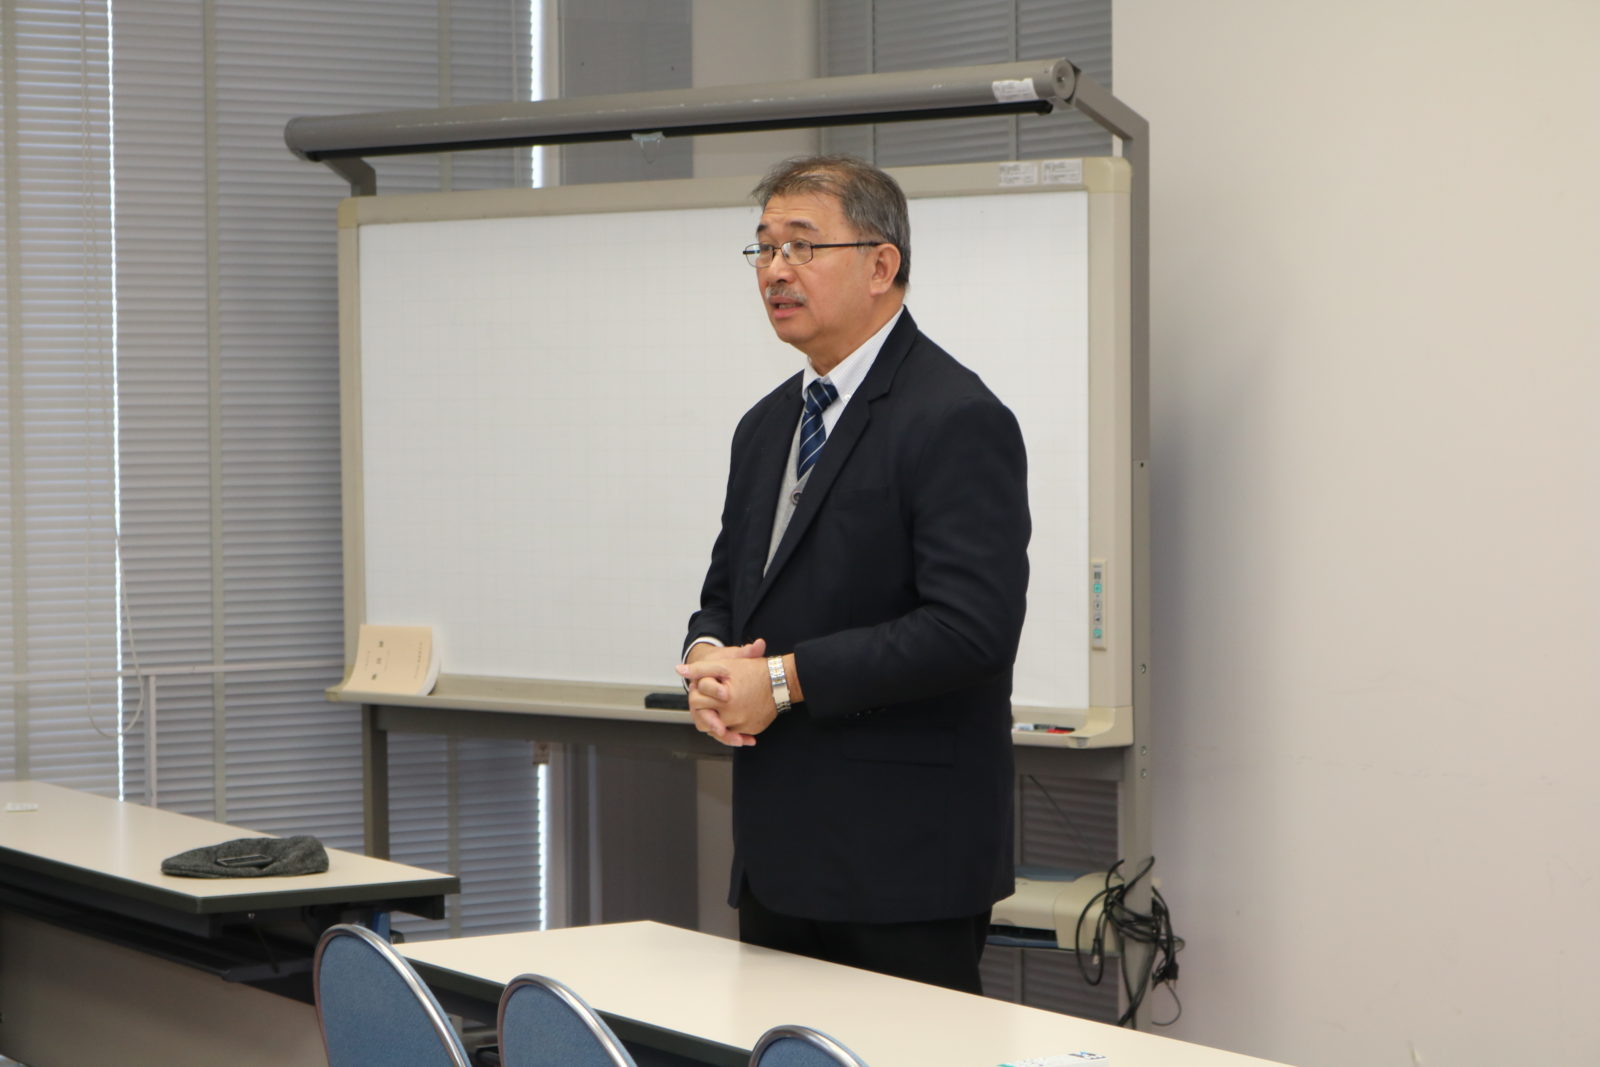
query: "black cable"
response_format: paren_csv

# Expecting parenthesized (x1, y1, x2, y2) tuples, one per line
(1022, 775, 1185, 1027)
(1072, 856, 1186, 1027)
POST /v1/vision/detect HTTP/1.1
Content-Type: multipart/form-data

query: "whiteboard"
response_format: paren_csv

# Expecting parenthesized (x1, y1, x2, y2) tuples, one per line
(345, 161, 1130, 713)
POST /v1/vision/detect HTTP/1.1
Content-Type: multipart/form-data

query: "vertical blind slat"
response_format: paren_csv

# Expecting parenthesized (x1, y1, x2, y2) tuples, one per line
(3, 0, 542, 936)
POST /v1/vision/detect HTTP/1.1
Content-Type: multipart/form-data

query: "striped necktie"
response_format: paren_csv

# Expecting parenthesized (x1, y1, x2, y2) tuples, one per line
(796, 378, 839, 479)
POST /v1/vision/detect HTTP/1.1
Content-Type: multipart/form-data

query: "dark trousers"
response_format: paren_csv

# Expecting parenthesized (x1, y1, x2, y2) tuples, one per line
(737, 884, 991, 995)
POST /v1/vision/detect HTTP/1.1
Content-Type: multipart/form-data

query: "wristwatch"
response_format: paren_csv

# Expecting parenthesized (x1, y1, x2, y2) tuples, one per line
(766, 655, 792, 714)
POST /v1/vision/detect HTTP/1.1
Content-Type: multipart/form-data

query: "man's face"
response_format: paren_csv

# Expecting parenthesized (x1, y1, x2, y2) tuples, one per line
(754, 191, 884, 367)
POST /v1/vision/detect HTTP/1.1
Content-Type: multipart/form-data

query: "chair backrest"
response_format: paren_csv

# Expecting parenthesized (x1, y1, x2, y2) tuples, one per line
(749, 1024, 870, 1067)
(497, 972, 636, 1067)
(314, 922, 472, 1067)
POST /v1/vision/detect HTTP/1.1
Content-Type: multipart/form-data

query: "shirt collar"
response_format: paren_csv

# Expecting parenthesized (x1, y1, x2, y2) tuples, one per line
(801, 307, 904, 401)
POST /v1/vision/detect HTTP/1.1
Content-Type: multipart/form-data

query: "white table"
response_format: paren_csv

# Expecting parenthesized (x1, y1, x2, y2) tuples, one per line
(402, 920, 1294, 1067)
(0, 779, 457, 1067)
(0, 778, 455, 932)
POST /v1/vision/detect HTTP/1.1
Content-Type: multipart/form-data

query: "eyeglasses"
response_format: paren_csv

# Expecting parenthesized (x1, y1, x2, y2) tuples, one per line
(742, 239, 882, 268)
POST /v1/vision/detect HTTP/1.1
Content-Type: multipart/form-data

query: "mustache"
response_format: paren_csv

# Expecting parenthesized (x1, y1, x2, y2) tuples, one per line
(764, 285, 806, 305)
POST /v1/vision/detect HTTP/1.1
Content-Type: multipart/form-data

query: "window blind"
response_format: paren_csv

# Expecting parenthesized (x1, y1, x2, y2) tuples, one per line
(0, 0, 121, 794)
(115, 0, 540, 938)
(820, 0, 1112, 164)
(1, 0, 542, 938)
(558, 0, 691, 184)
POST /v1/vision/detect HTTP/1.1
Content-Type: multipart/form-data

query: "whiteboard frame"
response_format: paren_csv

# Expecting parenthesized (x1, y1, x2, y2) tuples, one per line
(331, 158, 1134, 748)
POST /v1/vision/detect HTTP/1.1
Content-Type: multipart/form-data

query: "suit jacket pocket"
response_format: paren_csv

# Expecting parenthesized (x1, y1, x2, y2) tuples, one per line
(840, 719, 955, 766)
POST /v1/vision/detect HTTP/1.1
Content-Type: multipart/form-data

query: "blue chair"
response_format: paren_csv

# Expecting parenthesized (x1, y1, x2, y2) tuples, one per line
(749, 1024, 870, 1067)
(314, 922, 472, 1067)
(497, 972, 636, 1067)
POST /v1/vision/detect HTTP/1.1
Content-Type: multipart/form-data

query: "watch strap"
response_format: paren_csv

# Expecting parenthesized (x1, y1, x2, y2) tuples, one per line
(767, 655, 792, 714)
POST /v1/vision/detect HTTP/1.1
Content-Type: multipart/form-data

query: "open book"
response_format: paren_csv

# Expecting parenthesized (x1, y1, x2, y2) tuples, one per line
(338, 624, 440, 697)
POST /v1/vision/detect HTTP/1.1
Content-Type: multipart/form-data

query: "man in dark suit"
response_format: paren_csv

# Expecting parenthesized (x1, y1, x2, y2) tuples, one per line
(677, 155, 1030, 994)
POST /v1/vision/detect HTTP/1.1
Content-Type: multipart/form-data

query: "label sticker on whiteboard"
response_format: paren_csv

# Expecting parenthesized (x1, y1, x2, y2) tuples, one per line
(991, 78, 1040, 104)
(1041, 158, 1085, 186)
(998, 162, 1039, 188)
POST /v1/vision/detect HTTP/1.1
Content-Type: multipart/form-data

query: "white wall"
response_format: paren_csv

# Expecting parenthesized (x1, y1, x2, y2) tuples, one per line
(1117, 2, 1600, 1064)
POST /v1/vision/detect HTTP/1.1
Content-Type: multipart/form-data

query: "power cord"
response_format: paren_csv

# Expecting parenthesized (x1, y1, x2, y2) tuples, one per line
(1073, 857, 1185, 1027)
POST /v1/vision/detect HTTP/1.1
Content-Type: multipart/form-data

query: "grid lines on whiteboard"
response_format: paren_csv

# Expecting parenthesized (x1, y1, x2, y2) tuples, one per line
(355, 190, 1090, 709)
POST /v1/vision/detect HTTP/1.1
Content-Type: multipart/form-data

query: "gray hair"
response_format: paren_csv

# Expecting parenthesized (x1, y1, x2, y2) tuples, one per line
(752, 155, 911, 289)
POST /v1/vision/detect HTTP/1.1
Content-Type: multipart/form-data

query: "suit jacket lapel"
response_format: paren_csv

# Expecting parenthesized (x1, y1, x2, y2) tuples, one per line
(742, 312, 919, 625)
(732, 375, 799, 629)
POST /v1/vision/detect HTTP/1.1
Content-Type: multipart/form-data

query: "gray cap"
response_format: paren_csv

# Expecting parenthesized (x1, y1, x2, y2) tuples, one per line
(161, 835, 329, 878)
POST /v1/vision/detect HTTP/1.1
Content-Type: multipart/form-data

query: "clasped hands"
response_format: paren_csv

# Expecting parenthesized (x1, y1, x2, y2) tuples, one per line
(677, 638, 778, 748)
